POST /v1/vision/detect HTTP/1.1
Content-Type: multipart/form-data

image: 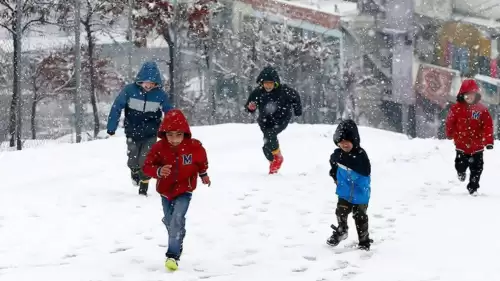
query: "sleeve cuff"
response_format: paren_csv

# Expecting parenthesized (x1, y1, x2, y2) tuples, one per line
(199, 172, 208, 178)
(157, 167, 162, 178)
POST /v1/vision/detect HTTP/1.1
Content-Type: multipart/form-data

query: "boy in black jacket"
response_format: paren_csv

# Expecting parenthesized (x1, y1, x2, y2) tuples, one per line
(327, 119, 372, 251)
(245, 66, 302, 174)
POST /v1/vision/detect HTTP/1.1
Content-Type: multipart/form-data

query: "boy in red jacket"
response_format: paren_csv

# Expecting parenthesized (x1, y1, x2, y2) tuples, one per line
(143, 109, 211, 271)
(445, 79, 494, 195)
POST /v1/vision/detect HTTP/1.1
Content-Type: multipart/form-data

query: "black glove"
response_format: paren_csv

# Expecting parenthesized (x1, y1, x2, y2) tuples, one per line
(486, 144, 493, 150)
(107, 130, 115, 136)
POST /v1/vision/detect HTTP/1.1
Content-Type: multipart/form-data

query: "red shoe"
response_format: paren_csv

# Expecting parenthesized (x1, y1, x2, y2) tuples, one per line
(269, 152, 284, 174)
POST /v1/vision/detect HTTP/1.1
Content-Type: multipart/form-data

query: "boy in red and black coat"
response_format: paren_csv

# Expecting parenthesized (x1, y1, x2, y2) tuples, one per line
(143, 109, 211, 271)
(445, 79, 494, 195)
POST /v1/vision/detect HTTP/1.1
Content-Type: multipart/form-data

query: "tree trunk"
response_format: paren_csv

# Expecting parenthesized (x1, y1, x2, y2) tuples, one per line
(31, 95, 38, 140)
(74, 0, 83, 143)
(163, 26, 176, 106)
(8, 33, 19, 147)
(9, 4, 23, 150)
(85, 22, 100, 138)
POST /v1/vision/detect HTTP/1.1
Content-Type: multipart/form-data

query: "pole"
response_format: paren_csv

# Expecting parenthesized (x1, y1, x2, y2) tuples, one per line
(74, 0, 83, 143)
(383, 0, 415, 137)
(127, 0, 133, 81)
(207, 9, 216, 124)
(404, 0, 415, 137)
(15, 0, 22, 150)
(337, 31, 344, 120)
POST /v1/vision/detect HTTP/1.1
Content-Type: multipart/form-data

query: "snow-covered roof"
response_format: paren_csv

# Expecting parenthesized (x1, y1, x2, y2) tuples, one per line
(0, 30, 168, 53)
(236, 0, 358, 29)
(451, 15, 500, 29)
(280, 0, 358, 16)
(453, 0, 500, 21)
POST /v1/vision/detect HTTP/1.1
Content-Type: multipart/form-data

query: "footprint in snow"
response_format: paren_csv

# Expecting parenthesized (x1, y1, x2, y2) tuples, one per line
(386, 217, 396, 223)
(130, 258, 144, 264)
(298, 209, 311, 215)
(332, 260, 349, 270)
(110, 247, 131, 254)
(233, 260, 256, 267)
(292, 266, 308, 273)
(62, 253, 77, 259)
(342, 270, 359, 279)
(303, 255, 317, 261)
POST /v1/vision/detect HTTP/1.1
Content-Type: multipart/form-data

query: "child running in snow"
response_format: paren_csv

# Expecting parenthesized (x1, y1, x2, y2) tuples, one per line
(106, 61, 172, 196)
(245, 66, 302, 174)
(445, 79, 494, 196)
(142, 109, 211, 271)
(327, 119, 372, 251)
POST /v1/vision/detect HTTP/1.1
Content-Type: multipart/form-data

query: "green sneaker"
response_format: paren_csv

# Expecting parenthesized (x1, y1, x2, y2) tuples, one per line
(165, 258, 178, 271)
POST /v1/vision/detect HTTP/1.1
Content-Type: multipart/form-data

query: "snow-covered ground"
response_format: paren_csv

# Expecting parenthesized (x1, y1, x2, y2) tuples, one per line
(286, 0, 358, 16)
(1, 123, 499, 281)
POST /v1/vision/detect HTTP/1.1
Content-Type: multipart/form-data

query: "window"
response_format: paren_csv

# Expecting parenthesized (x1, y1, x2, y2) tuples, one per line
(451, 45, 470, 76)
(477, 56, 491, 76)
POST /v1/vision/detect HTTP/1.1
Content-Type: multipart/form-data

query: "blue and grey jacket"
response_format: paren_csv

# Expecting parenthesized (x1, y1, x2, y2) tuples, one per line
(107, 61, 172, 141)
(329, 120, 371, 205)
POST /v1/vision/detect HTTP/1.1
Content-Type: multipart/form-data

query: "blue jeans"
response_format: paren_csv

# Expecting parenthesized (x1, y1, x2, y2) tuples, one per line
(161, 193, 192, 260)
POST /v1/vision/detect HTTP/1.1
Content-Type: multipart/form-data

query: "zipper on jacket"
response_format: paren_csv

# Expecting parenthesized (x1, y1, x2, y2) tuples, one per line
(168, 151, 180, 193)
(143, 90, 147, 112)
(467, 105, 472, 149)
(173, 151, 179, 182)
(348, 170, 354, 202)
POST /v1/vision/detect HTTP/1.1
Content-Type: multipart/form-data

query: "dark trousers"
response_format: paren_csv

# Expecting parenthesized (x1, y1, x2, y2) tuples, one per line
(127, 137, 157, 181)
(455, 150, 484, 191)
(260, 123, 288, 161)
(336, 198, 370, 243)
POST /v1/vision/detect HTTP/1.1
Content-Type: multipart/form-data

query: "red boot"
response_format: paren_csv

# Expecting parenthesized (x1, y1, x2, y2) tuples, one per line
(269, 149, 284, 174)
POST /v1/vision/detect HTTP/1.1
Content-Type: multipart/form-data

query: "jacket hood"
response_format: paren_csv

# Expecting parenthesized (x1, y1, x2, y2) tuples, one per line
(456, 79, 482, 103)
(334, 119, 361, 148)
(458, 79, 479, 95)
(135, 61, 163, 86)
(256, 66, 281, 85)
(158, 109, 192, 139)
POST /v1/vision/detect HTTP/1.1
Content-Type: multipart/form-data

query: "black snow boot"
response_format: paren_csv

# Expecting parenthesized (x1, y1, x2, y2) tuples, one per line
(138, 180, 149, 196)
(131, 168, 140, 186)
(467, 182, 478, 196)
(326, 224, 348, 247)
(358, 238, 373, 251)
(458, 172, 466, 182)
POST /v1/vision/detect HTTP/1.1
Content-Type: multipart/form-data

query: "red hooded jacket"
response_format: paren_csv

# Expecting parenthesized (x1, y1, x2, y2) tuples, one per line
(142, 109, 209, 199)
(445, 79, 494, 154)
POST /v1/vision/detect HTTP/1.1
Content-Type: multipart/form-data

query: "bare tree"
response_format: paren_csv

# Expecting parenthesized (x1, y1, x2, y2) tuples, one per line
(74, 0, 83, 142)
(26, 53, 74, 139)
(0, 0, 55, 149)
(26, 46, 124, 140)
(55, 0, 126, 138)
(133, 0, 220, 108)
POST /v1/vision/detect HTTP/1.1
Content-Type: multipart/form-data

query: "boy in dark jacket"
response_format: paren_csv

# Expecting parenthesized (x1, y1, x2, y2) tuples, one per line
(143, 109, 211, 271)
(445, 79, 494, 196)
(107, 61, 172, 196)
(327, 119, 372, 251)
(245, 66, 302, 174)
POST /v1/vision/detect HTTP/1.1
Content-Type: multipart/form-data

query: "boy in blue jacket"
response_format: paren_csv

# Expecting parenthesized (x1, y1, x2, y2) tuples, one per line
(327, 119, 372, 251)
(107, 61, 172, 196)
